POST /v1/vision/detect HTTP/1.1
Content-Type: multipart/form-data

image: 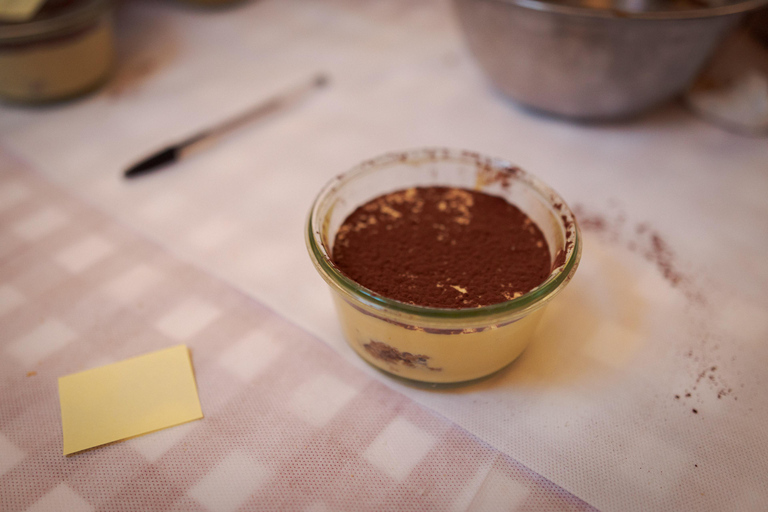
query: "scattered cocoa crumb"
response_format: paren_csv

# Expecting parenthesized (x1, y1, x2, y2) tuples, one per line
(578, 214, 606, 232)
(648, 233, 683, 287)
(692, 409, 698, 414)
(684, 348, 734, 403)
(573, 203, 703, 305)
(574, 203, 740, 410)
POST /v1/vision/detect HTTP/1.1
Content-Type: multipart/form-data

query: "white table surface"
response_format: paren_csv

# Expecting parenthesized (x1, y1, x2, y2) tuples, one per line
(2, 1, 767, 510)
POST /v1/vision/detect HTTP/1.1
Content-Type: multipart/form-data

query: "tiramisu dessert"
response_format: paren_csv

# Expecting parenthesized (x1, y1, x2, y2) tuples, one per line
(307, 149, 580, 384)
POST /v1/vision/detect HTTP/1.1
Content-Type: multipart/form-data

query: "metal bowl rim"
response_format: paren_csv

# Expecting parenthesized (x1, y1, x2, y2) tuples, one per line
(480, 0, 768, 20)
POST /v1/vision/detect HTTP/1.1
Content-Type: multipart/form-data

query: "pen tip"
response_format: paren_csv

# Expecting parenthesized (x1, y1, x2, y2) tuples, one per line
(123, 147, 179, 178)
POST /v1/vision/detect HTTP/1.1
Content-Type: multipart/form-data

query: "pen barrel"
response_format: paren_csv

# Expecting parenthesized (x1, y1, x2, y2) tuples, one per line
(199, 75, 323, 141)
(125, 73, 326, 177)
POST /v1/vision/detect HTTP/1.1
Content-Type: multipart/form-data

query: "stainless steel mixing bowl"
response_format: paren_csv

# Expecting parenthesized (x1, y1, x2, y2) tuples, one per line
(453, 0, 768, 120)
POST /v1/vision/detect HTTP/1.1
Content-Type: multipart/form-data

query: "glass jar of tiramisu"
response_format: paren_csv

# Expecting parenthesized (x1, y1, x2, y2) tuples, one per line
(306, 148, 582, 384)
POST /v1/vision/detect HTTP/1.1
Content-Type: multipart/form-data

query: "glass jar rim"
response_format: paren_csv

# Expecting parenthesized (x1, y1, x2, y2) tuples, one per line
(306, 148, 582, 321)
(0, 0, 110, 42)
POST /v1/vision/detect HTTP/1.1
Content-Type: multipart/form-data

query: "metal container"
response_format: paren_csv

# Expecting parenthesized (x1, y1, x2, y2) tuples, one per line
(453, 0, 768, 119)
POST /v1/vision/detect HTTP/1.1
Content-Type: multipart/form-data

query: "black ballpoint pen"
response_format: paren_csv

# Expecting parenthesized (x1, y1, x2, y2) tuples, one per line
(124, 74, 328, 178)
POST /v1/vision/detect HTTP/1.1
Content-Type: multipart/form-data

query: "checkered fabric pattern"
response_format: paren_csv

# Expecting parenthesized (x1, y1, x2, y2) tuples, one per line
(0, 160, 595, 511)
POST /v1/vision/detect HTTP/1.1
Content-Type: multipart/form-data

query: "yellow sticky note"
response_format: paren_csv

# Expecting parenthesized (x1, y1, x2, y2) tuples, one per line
(58, 345, 203, 455)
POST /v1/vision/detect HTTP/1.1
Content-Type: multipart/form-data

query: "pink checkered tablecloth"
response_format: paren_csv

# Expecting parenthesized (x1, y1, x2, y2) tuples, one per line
(3, 1, 768, 509)
(0, 155, 595, 510)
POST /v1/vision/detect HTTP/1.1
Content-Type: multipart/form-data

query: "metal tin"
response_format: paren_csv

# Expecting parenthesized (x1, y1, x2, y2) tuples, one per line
(0, 0, 114, 103)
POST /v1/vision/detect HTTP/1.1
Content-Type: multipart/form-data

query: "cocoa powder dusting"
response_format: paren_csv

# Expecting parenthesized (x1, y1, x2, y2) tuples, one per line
(332, 187, 551, 308)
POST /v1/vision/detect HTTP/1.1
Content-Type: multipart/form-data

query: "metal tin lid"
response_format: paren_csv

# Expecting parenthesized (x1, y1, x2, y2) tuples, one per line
(0, 0, 110, 43)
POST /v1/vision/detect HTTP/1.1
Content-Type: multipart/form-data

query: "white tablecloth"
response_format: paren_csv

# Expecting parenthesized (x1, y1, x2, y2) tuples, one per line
(2, 1, 767, 510)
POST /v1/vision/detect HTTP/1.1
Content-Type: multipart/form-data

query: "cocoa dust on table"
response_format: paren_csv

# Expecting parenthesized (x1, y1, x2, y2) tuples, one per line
(573, 203, 737, 412)
(572, 204, 701, 305)
(332, 186, 551, 309)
